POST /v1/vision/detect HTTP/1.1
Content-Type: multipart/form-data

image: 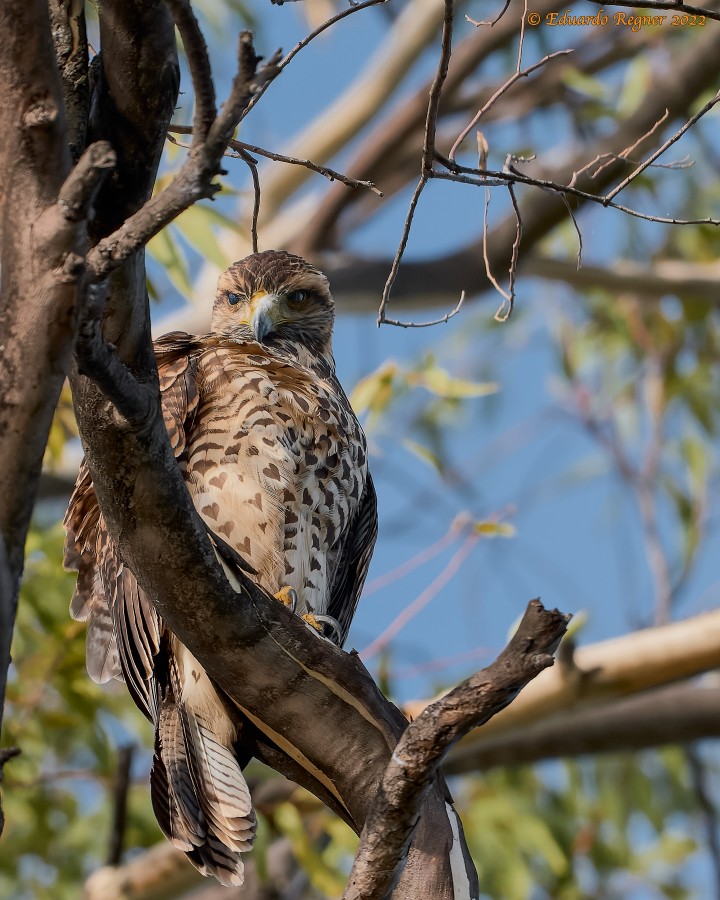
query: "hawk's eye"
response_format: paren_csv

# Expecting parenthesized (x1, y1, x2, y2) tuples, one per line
(227, 292, 241, 305)
(286, 290, 309, 307)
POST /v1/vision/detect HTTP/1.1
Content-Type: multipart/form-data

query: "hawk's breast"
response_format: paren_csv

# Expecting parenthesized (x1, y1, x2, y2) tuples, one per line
(184, 344, 367, 617)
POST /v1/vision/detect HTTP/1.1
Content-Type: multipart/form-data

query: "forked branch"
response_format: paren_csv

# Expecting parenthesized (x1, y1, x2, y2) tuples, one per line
(344, 600, 570, 900)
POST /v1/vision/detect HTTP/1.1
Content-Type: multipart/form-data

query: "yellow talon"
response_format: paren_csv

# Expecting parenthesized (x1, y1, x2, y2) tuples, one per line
(274, 586, 297, 610)
(301, 613, 324, 634)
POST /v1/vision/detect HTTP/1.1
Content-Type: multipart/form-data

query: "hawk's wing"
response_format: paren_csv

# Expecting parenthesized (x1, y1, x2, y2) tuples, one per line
(64, 332, 201, 720)
(326, 473, 378, 648)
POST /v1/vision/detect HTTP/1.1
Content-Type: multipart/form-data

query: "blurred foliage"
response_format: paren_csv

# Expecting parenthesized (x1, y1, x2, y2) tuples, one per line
(552, 291, 719, 608)
(457, 749, 702, 900)
(351, 355, 498, 475)
(1, 525, 160, 899)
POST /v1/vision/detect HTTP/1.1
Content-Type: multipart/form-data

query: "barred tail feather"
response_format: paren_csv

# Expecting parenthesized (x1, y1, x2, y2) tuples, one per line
(179, 705, 256, 856)
(151, 646, 256, 887)
(151, 699, 207, 852)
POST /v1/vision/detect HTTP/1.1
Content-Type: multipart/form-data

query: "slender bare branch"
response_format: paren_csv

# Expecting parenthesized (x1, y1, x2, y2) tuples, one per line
(559, 194, 583, 268)
(166, 0, 216, 142)
(570, 110, 670, 186)
(482, 188, 511, 313)
(241, 149, 261, 254)
(242, 0, 389, 121)
(449, 50, 572, 161)
(467, 0, 512, 27)
(378, 0, 456, 328)
(588, 0, 720, 20)
(604, 90, 720, 203)
(361, 532, 479, 660)
(168, 124, 383, 194)
(433, 162, 720, 227)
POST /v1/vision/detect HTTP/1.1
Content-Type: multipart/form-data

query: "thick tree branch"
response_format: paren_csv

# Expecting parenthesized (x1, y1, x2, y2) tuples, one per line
(344, 600, 569, 900)
(523, 256, 720, 303)
(444, 678, 720, 772)
(0, 4, 115, 761)
(47, 0, 89, 162)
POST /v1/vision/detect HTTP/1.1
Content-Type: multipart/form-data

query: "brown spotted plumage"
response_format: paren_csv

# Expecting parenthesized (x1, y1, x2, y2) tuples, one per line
(64, 251, 377, 886)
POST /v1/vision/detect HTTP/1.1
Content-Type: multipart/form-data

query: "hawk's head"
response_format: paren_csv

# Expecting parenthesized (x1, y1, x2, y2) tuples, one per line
(212, 251, 334, 357)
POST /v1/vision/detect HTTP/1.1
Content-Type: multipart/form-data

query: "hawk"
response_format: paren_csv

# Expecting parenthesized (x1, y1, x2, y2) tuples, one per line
(63, 250, 377, 885)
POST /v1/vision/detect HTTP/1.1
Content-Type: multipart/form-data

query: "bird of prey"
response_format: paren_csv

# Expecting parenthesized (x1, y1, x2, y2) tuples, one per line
(63, 250, 377, 886)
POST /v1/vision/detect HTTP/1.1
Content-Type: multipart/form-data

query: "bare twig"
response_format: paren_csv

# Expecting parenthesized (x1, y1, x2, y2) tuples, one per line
(432, 163, 720, 227)
(497, 182, 522, 322)
(570, 110, 670, 186)
(448, 49, 572, 161)
(242, 0, 389, 121)
(559, 193, 583, 269)
(364, 513, 472, 597)
(238, 148, 261, 254)
(168, 124, 383, 194)
(605, 90, 720, 203)
(466, 0, 512, 28)
(377, 175, 428, 325)
(516, 0, 528, 72)
(344, 600, 570, 900)
(379, 293, 466, 329)
(360, 532, 479, 661)
(588, 0, 720, 21)
(378, 0, 459, 328)
(166, 0, 216, 142)
(482, 188, 512, 314)
(235, 141, 383, 194)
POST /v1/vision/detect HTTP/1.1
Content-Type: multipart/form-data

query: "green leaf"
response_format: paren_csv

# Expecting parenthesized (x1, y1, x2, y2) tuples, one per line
(617, 55, 652, 118)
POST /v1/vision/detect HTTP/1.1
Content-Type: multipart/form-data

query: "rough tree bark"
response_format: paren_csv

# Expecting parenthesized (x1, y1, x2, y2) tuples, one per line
(0, 0, 113, 790)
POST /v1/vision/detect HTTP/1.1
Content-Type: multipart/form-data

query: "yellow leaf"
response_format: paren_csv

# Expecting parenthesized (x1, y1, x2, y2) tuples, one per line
(474, 521, 516, 538)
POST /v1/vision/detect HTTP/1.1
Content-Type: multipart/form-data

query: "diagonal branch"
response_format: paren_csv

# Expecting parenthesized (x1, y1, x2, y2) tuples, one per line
(86, 31, 277, 281)
(166, 0, 216, 142)
(344, 600, 570, 900)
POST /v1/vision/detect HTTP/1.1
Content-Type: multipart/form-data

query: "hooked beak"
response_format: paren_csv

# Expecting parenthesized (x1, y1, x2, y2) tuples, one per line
(248, 291, 278, 342)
